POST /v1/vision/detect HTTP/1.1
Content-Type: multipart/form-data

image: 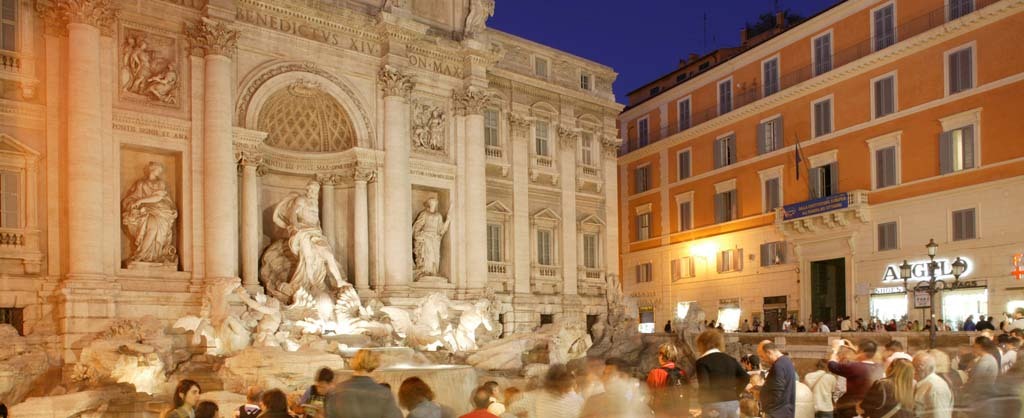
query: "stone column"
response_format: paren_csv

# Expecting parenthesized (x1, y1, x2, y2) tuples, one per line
(378, 65, 415, 293)
(238, 151, 262, 289)
(316, 173, 338, 250)
(455, 87, 492, 293)
(558, 126, 579, 296)
(353, 166, 375, 292)
(186, 19, 240, 282)
(602, 137, 621, 294)
(509, 115, 532, 295)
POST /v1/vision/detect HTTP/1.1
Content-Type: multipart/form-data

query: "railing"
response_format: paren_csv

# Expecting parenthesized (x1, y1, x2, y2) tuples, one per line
(582, 268, 603, 279)
(578, 165, 600, 177)
(485, 146, 503, 159)
(487, 261, 508, 275)
(0, 229, 25, 247)
(538, 265, 558, 276)
(533, 155, 553, 168)
(0, 50, 20, 73)
(621, 0, 999, 155)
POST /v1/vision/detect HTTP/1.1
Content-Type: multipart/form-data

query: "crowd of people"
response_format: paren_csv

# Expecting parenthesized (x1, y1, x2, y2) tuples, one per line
(159, 324, 1024, 418)
(723, 309, 1024, 334)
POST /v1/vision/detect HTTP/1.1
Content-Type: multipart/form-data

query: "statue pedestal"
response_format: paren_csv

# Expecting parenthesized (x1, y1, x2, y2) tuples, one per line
(126, 261, 177, 271)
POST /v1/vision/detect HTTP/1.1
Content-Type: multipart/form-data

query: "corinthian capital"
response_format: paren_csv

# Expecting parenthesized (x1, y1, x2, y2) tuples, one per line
(354, 166, 377, 183)
(558, 126, 579, 149)
(508, 113, 530, 139)
(235, 149, 263, 167)
(453, 87, 492, 116)
(378, 64, 414, 98)
(185, 18, 240, 58)
(601, 137, 621, 157)
(37, 0, 119, 35)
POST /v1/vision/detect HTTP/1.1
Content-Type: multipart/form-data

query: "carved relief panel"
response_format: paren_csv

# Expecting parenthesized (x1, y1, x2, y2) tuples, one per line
(410, 98, 449, 156)
(118, 24, 184, 110)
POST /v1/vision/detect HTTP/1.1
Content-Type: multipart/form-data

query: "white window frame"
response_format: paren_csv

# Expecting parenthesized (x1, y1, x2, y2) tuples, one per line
(486, 222, 504, 262)
(634, 203, 653, 242)
(876, 219, 900, 252)
(870, 1, 897, 52)
(939, 108, 982, 174)
(579, 71, 592, 91)
(943, 42, 977, 97)
(582, 232, 600, 269)
(870, 71, 899, 120)
(533, 55, 549, 78)
(761, 54, 781, 97)
(949, 206, 979, 242)
(714, 179, 738, 224)
(677, 96, 692, 131)
(636, 117, 650, 147)
(672, 256, 696, 281)
(946, 0, 976, 21)
(714, 131, 737, 169)
(534, 119, 550, 156)
(810, 95, 835, 138)
(531, 208, 561, 267)
(0, 0, 16, 52)
(636, 262, 654, 283)
(484, 108, 501, 148)
(866, 131, 902, 190)
(758, 113, 783, 154)
(634, 163, 651, 194)
(674, 191, 694, 232)
(758, 165, 784, 214)
(717, 77, 733, 115)
(579, 131, 595, 167)
(811, 30, 834, 77)
(676, 147, 692, 181)
(808, 150, 839, 199)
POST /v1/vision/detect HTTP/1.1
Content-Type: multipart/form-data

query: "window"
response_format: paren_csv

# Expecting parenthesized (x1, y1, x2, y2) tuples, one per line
(677, 149, 691, 180)
(0, 0, 14, 52)
(760, 241, 787, 266)
(678, 200, 693, 232)
(875, 146, 898, 189)
(637, 118, 649, 147)
(580, 73, 592, 90)
(813, 97, 833, 137)
(634, 165, 650, 193)
(536, 228, 554, 265)
(717, 248, 743, 273)
(940, 125, 976, 174)
(952, 208, 977, 241)
(0, 170, 19, 228)
(678, 98, 691, 130)
(580, 132, 594, 166)
(671, 257, 695, 281)
(714, 134, 736, 169)
(809, 162, 838, 199)
(487, 223, 503, 262)
(676, 73, 688, 83)
(763, 57, 780, 97)
(484, 109, 499, 148)
(540, 314, 554, 325)
(714, 189, 737, 223)
(873, 3, 896, 51)
(718, 79, 732, 115)
(873, 74, 896, 118)
(947, 46, 974, 95)
(0, 307, 23, 336)
(534, 57, 548, 78)
(699, 61, 711, 70)
(813, 32, 833, 76)
(949, 0, 974, 20)
(582, 233, 598, 269)
(534, 121, 549, 156)
(877, 221, 898, 251)
(649, 86, 661, 96)
(636, 213, 651, 241)
(758, 116, 783, 154)
(764, 177, 781, 213)
(636, 262, 653, 283)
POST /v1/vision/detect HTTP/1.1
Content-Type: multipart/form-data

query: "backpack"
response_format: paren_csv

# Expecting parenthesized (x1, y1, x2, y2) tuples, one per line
(237, 406, 260, 418)
(651, 366, 689, 415)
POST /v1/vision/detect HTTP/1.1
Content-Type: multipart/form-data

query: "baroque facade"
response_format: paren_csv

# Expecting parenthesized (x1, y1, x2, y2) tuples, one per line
(0, 0, 622, 356)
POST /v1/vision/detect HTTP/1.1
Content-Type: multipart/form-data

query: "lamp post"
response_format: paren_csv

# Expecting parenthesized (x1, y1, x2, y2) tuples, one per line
(898, 238, 968, 349)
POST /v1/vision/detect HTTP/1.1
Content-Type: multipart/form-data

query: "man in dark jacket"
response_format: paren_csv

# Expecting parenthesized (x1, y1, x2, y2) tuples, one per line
(326, 349, 402, 418)
(758, 340, 795, 418)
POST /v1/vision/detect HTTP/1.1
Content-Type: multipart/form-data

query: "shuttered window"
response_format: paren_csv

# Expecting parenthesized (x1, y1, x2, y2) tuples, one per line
(0, 170, 19, 228)
(534, 57, 548, 77)
(813, 99, 832, 137)
(487, 223, 503, 262)
(875, 146, 898, 189)
(873, 4, 896, 51)
(671, 257, 695, 281)
(580, 73, 591, 90)
(678, 201, 692, 232)
(717, 248, 744, 273)
(714, 190, 737, 224)
(678, 99, 691, 130)
(537, 229, 553, 265)
(809, 162, 839, 199)
(636, 262, 653, 283)
(813, 33, 832, 76)
(758, 117, 783, 154)
(636, 213, 651, 241)
(764, 178, 781, 213)
(948, 0, 974, 20)
(874, 75, 896, 118)
(637, 118, 649, 147)
(877, 222, 898, 251)
(634, 166, 650, 193)
(718, 80, 732, 115)
(763, 58, 780, 97)
(952, 208, 977, 241)
(948, 47, 973, 94)
(760, 241, 787, 266)
(484, 109, 499, 147)
(535, 121, 549, 156)
(580, 132, 594, 166)
(939, 125, 975, 174)
(677, 150, 691, 180)
(583, 233, 598, 269)
(714, 135, 736, 169)
(0, 0, 14, 52)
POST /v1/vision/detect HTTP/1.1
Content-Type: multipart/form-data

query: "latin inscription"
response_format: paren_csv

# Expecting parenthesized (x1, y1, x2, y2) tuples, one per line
(114, 123, 188, 141)
(408, 54, 464, 78)
(235, 9, 381, 56)
(162, 0, 205, 9)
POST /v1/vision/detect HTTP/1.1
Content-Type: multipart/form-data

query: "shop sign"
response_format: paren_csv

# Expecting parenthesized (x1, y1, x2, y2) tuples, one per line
(872, 287, 906, 295)
(949, 280, 986, 290)
(1013, 253, 1024, 280)
(914, 291, 932, 308)
(782, 192, 849, 220)
(719, 298, 740, 308)
(881, 257, 972, 282)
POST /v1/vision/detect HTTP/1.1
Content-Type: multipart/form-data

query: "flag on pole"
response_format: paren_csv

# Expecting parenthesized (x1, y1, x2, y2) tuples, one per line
(794, 134, 803, 180)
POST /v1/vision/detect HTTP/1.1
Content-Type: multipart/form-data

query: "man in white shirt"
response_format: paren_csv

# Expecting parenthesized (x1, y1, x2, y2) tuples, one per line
(1004, 308, 1024, 332)
(818, 322, 831, 333)
(783, 318, 793, 333)
(913, 351, 953, 418)
(804, 359, 837, 418)
(840, 317, 852, 332)
(1000, 337, 1019, 373)
(482, 381, 506, 416)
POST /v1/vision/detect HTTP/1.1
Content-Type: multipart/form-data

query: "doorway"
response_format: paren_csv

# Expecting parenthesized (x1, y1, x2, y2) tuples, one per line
(811, 258, 847, 325)
(763, 296, 787, 332)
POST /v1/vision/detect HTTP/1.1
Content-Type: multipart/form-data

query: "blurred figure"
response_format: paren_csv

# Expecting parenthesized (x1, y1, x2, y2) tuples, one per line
(580, 357, 653, 418)
(482, 381, 506, 415)
(578, 358, 606, 399)
(195, 401, 220, 418)
(399, 377, 455, 418)
(261, 389, 296, 418)
(976, 316, 996, 331)
(507, 364, 583, 418)
(234, 386, 262, 418)
(325, 349, 402, 418)
(912, 351, 953, 418)
(859, 359, 914, 418)
(460, 387, 499, 418)
(499, 387, 522, 418)
(1002, 336, 1020, 373)
(758, 340, 796, 418)
(990, 356, 1024, 418)
(165, 379, 202, 418)
(694, 329, 748, 418)
(828, 339, 882, 418)
(883, 340, 907, 371)
(963, 315, 976, 332)
(645, 343, 688, 417)
(804, 359, 837, 418)
(300, 368, 335, 418)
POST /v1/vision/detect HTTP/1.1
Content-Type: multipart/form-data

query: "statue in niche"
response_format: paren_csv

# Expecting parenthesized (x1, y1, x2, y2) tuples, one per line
(412, 197, 450, 279)
(120, 32, 179, 105)
(121, 161, 178, 268)
(463, 0, 495, 39)
(411, 103, 447, 152)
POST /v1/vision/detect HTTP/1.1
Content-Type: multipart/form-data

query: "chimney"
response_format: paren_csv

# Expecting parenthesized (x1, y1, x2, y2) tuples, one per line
(689, 53, 699, 62)
(775, 11, 785, 28)
(740, 27, 748, 44)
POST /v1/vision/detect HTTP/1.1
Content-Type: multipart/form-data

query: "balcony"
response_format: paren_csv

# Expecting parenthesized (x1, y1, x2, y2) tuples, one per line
(0, 227, 43, 274)
(578, 267, 606, 297)
(775, 190, 870, 237)
(576, 164, 603, 192)
(529, 154, 559, 185)
(531, 264, 562, 294)
(0, 51, 20, 73)
(485, 145, 509, 177)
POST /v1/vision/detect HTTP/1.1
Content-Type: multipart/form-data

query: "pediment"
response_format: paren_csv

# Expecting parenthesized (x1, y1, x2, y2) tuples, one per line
(578, 213, 605, 226)
(531, 207, 561, 221)
(0, 134, 40, 157)
(486, 200, 512, 215)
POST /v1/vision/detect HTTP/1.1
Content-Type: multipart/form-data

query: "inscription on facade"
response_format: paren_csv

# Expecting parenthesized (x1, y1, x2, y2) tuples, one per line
(235, 9, 381, 56)
(113, 123, 188, 141)
(162, 0, 206, 9)
(408, 54, 464, 78)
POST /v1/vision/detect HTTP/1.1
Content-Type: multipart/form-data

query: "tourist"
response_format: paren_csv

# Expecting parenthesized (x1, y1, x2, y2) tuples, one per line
(990, 357, 1024, 418)
(827, 339, 882, 418)
(694, 330, 748, 418)
(481, 381, 506, 415)
(840, 317, 852, 332)
(923, 319, 934, 331)
(963, 315, 977, 331)
(398, 377, 454, 418)
(742, 319, 751, 332)
(195, 401, 220, 418)
(753, 319, 762, 332)
(580, 357, 653, 418)
(976, 316, 995, 331)
(300, 367, 335, 418)
(645, 342, 688, 416)
(1004, 308, 1024, 332)
(165, 379, 202, 418)
(819, 321, 831, 333)
(325, 349, 402, 418)
(969, 337, 1000, 384)
(578, 358, 606, 399)
(260, 389, 295, 418)
(855, 319, 865, 332)
(912, 351, 953, 418)
(1003, 336, 1020, 373)
(757, 340, 795, 418)
(0, 403, 6, 418)
(235, 386, 262, 418)
(460, 386, 499, 418)
(500, 387, 522, 418)
(882, 340, 907, 370)
(859, 359, 914, 418)
(783, 317, 793, 333)
(663, 320, 672, 333)
(885, 320, 897, 332)
(804, 359, 837, 418)
(507, 364, 584, 418)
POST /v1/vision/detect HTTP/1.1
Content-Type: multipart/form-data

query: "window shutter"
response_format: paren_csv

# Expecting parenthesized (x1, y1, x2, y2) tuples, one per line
(713, 193, 723, 223)
(728, 136, 736, 164)
(808, 167, 821, 199)
(671, 259, 680, 281)
(874, 80, 884, 117)
(635, 264, 642, 283)
(734, 248, 744, 271)
(965, 209, 977, 240)
(961, 49, 973, 91)
(949, 51, 961, 93)
(884, 148, 897, 187)
(777, 243, 786, 263)
(679, 151, 691, 180)
(766, 178, 780, 212)
(774, 116, 784, 151)
(679, 201, 692, 231)
(760, 243, 769, 267)
(0, 171, 18, 228)
(829, 163, 839, 196)
(962, 126, 975, 169)
(687, 257, 695, 277)
(939, 131, 954, 174)
(757, 122, 766, 155)
(716, 251, 725, 273)
(713, 140, 723, 169)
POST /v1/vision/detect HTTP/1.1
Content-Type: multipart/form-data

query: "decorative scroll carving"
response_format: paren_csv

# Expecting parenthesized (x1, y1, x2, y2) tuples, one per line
(236, 149, 263, 167)
(378, 64, 414, 98)
(601, 137, 620, 157)
(381, 0, 407, 11)
(453, 87, 492, 116)
(120, 28, 180, 106)
(557, 126, 578, 149)
(411, 101, 447, 153)
(314, 173, 343, 185)
(354, 166, 377, 183)
(508, 113, 531, 138)
(463, 0, 495, 40)
(184, 18, 239, 57)
(36, 0, 118, 35)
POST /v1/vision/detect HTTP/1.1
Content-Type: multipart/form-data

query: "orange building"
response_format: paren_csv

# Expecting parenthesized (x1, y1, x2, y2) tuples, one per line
(617, 0, 1024, 333)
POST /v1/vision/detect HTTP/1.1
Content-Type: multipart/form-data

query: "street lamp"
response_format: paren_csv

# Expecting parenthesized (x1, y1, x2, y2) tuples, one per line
(899, 239, 967, 349)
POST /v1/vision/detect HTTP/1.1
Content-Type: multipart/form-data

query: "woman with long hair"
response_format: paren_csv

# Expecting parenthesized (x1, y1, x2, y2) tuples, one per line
(165, 379, 201, 418)
(858, 359, 914, 418)
(398, 377, 454, 418)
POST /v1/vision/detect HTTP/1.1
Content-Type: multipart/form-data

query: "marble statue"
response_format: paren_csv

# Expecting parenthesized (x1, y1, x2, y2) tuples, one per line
(174, 279, 252, 356)
(233, 287, 284, 348)
(463, 0, 495, 39)
(412, 197, 450, 279)
(450, 299, 493, 352)
(145, 63, 178, 104)
(121, 161, 178, 268)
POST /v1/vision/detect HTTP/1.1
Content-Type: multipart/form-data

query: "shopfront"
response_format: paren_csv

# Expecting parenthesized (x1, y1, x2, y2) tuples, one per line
(942, 280, 988, 330)
(717, 298, 741, 331)
(638, 306, 655, 334)
(870, 286, 908, 322)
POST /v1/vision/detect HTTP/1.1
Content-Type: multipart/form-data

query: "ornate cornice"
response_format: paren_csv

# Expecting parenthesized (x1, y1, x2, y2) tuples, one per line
(36, 0, 119, 36)
(378, 64, 414, 98)
(453, 87, 492, 116)
(184, 18, 239, 57)
(508, 113, 530, 138)
(314, 173, 344, 185)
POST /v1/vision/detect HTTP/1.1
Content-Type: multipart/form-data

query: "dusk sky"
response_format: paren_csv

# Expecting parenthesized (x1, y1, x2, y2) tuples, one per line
(489, 0, 842, 104)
